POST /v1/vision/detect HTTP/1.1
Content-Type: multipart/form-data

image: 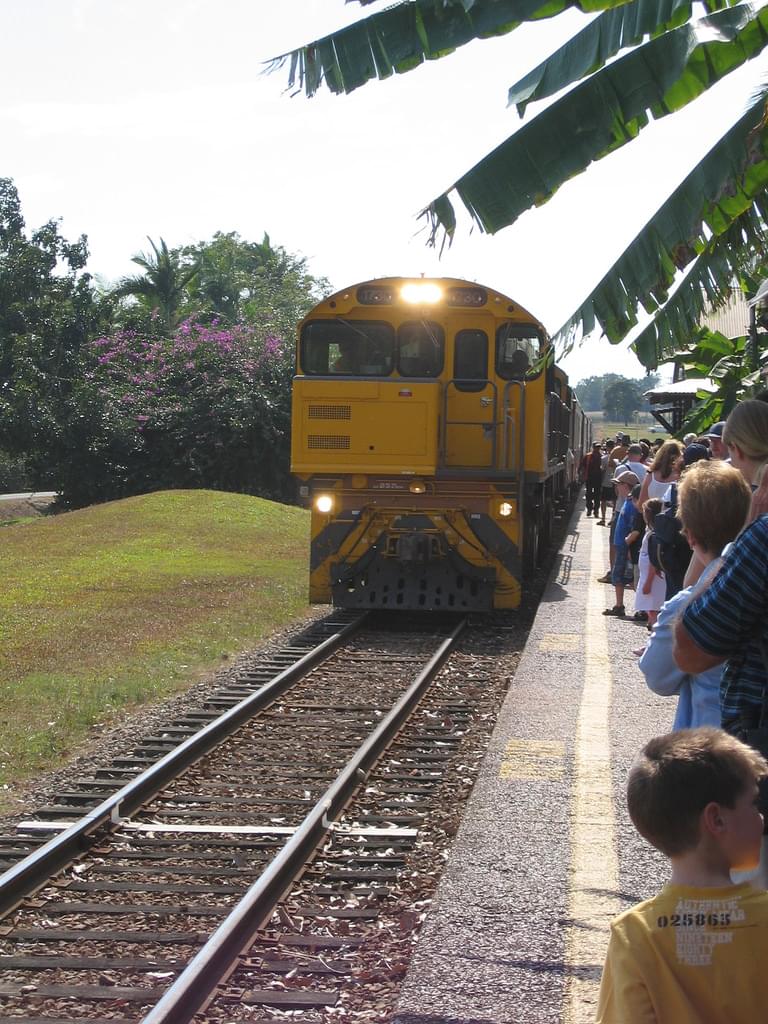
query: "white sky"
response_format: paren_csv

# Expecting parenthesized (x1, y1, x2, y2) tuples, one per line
(2, 0, 764, 382)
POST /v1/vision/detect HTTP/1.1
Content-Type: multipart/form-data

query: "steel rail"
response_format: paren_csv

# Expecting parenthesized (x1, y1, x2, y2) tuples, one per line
(141, 615, 467, 1024)
(0, 613, 367, 919)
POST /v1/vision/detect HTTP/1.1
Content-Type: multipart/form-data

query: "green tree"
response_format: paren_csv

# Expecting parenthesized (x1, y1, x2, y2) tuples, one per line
(112, 237, 200, 335)
(56, 231, 330, 507)
(574, 373, 624, 412)
(603, 378, 645, 425)
(180, 231, 330, 334)
(272, 1, 768, 368)
(576, 372, 659, 412)
(0, 177, 104, 477)
(637, 371, 661, 412)
(58, 324, 295, 509)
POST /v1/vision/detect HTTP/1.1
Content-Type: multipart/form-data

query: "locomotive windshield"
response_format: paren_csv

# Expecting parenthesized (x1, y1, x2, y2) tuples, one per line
(397, 321, 444, 377)
(496, 322, 543, 379)
(301, 320, 395, 376)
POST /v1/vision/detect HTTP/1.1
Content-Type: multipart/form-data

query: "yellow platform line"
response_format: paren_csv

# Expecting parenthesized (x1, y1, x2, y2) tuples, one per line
(564, 521, 621, 1023)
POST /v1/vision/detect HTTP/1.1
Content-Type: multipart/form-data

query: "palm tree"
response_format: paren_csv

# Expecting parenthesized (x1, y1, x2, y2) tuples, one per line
(113, 237, 199, 333)
(268, 0, 768, 368)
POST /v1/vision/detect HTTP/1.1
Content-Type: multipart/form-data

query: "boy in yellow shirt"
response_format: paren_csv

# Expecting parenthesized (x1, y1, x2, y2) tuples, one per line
(596, 728, 768, 1023)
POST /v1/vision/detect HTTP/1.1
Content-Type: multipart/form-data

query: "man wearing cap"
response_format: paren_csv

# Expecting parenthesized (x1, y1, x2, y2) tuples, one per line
(682, 443, 710, 469)
(582, 441, 604, 517)
(704, 421, 726, 460)
(609, 436, 629, 465)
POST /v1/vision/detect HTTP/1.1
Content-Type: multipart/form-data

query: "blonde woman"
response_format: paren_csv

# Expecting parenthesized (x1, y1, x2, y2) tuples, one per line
(638, 439, 682, 506)
(723, 399, 768, 522)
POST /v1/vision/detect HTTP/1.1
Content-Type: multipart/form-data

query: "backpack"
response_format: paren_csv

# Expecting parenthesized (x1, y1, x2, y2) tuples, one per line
(653, 484, 691, 597)
(647, 533, 662, 573)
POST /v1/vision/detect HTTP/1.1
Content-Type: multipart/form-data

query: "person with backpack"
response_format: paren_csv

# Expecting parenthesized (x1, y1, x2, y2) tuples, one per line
(639, 462, 751, 729)
(655, 444, 710, 600)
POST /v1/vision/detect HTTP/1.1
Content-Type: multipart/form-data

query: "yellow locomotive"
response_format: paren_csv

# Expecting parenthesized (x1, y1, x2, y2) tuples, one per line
(290, 277, 589, 611)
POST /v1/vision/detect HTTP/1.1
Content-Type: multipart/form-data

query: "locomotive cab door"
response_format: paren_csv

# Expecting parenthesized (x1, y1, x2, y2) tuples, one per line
(443, 328, 497, 469)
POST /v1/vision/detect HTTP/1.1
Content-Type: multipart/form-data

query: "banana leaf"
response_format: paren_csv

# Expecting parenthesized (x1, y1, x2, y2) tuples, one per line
(629, 248, 744, 368)
(423, 3, 768, 242)
(507, 0, 734, 116)
(552, 99, 768, 364)
(629, 253, 745, 368)
(675, 332, 766, 431)
(267, 0, 640, 97)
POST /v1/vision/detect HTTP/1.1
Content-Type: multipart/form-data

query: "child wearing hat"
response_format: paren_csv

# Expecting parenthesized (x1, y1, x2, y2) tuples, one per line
(603, 470, 639, 617)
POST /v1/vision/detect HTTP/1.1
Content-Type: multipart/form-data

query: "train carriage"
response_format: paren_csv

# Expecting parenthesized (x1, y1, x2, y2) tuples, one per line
(290, 277, 589, 611)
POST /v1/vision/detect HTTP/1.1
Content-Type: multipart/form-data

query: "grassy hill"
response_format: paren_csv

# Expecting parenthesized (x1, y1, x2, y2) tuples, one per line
(0, 490, 310, 806)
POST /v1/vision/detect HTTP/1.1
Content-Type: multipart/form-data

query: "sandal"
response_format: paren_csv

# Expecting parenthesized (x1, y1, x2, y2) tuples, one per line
(597, 572, 613, 583)
(633, 611, 648, 621)
(603, 605, 625, 617)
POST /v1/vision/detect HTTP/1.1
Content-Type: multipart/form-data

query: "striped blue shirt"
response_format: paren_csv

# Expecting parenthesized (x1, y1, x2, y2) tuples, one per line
(682, 515, 768, 721)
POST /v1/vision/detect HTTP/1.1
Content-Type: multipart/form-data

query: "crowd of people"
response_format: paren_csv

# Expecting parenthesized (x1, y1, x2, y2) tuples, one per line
(584, 400, 768, 1022)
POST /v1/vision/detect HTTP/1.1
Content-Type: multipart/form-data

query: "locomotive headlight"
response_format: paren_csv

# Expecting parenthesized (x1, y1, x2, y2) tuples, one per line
(409, 479, 426, 494)
(315, 493, 334, 514)
(499, 501, 514, 518)
(401, 282, 442, 305)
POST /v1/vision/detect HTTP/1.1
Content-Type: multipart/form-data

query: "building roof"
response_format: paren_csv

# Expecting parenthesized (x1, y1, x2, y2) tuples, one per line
(644, 379, 716, 400)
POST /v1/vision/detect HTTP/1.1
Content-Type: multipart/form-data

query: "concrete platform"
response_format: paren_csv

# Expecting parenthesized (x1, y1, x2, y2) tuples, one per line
(395, 503, 672, 1024)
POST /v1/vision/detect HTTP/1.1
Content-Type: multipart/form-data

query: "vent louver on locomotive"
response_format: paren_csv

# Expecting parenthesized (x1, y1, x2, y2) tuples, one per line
(309, 405, 352, 420)
(308, 436, 352, 449)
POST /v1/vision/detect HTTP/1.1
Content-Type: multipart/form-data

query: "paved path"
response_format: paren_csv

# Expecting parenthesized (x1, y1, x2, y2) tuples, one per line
(0, 491, 57, 501)
(395, 503, 674, 1024)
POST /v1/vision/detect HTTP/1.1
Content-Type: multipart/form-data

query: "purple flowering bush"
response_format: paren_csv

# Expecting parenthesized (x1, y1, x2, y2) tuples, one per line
(59, 320, 294, 508)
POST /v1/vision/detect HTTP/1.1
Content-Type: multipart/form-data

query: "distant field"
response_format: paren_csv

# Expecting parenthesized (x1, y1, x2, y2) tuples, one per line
(0, 490, 310, 809)
(587, 415, 670, 443)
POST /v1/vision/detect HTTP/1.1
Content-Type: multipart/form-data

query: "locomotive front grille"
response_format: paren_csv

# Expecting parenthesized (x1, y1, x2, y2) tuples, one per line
(308, 435, 351, 449)
(309, 404, 352, 420)
(330, 528, 495, 611)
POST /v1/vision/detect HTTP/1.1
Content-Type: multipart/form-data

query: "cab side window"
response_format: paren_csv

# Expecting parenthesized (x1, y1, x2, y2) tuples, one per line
(454, 330, 488, 392)
(496, 322, 542, 379)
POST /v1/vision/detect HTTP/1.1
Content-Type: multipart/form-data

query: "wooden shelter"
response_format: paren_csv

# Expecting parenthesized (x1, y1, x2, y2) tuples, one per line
(643, 377, 716, 435)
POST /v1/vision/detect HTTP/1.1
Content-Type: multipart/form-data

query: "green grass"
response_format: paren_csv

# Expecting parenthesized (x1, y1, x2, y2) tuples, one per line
(0, 490, 310, 809)
(0, 515, 38, 528)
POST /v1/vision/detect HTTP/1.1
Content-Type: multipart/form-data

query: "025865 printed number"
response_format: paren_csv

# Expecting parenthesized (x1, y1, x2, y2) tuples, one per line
(656, 913, 731, 928)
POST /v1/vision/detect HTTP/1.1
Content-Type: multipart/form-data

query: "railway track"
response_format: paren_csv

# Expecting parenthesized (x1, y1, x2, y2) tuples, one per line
(0, 611, 517, 1023)
(0, 611, 361, 877)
